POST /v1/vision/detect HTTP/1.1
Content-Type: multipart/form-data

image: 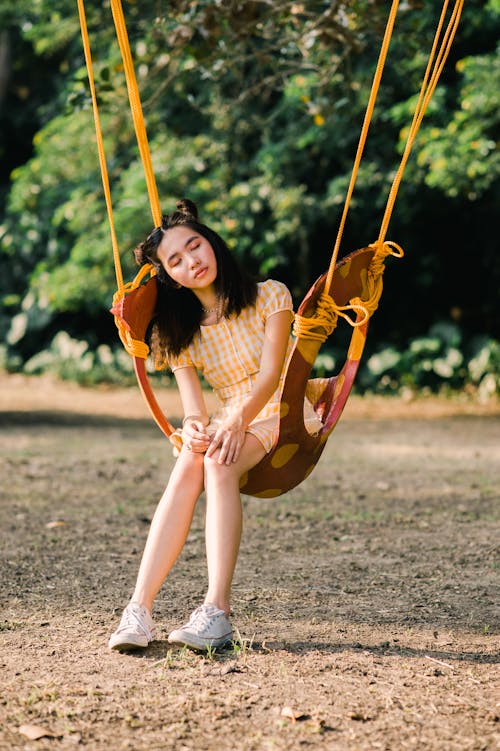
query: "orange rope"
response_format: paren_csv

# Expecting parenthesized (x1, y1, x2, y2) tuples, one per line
(111, 264, 152, 358)
(327, 0, 463, 283)
(76, 0, 123, 292)
(79, 0, 462, 349)
(292, 291, 368, 342)
(377, 0, 464, 244)
(109, 0, 162, 229)
(293, 241, 404, 342)
(297, 1, 463, 342)
(325, 0, 400, 292)
(78, 0, 156, 358)
(294, 0, 401, 343)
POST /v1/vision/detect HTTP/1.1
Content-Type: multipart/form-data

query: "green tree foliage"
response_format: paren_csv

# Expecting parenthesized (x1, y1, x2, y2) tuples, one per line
(0, 0, 498, 383)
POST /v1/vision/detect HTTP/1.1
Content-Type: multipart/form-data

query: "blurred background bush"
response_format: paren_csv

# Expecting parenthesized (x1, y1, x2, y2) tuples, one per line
(0, 1, 498, 397)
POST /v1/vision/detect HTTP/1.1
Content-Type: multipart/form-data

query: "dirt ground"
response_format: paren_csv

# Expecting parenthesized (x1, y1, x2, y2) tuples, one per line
(0, 374, 499, 751)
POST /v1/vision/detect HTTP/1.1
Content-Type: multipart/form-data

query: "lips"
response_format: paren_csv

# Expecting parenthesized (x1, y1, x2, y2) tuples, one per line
(194, 266, 208, 279)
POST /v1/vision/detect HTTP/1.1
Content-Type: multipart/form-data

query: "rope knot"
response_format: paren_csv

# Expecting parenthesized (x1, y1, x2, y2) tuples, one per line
(293, 290, 370, 342)
(369, 240, 404, 270)
(292, 291, 338, 342)
(111, 263, 156, 359)
(349, 240, 404, 320)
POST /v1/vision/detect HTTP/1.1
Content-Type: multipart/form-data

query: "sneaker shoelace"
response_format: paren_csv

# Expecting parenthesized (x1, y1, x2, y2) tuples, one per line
(186, 605, 222, 634)
(116, 605, 151, 637)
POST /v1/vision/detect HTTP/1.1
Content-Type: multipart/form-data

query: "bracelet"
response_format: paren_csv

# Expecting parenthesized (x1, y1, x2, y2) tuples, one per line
(182, 414, 205, 426)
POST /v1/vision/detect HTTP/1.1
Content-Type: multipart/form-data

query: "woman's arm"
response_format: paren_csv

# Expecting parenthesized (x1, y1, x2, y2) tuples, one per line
(174, 366, 211, 452)
(239, 309, 291, 428)
(206, 309, 292, 464)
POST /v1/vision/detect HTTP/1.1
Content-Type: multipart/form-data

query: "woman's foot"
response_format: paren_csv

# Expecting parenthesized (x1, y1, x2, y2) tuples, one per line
(167, 603, 232, 651)
(108, 602, 156, 651)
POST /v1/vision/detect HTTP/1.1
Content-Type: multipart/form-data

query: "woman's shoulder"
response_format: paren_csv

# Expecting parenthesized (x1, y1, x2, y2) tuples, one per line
(257, 278, 292, 297)
(255, 279, 293, 317)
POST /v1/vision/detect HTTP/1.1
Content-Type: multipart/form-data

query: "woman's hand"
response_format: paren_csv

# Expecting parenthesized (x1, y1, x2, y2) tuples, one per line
(182, 416, 211, 454)
(206, 412, 247, 465)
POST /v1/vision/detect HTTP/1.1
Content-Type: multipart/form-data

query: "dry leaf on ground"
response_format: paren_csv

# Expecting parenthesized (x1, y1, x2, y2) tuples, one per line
(18, 723, 55, 740)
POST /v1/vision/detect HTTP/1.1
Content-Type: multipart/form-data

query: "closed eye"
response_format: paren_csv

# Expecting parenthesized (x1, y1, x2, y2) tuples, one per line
(165, 235, 201, 266)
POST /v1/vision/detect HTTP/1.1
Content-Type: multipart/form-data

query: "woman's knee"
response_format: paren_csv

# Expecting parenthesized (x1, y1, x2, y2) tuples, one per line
(179, 446, 205, 465)
(203, 452, 239, 481)
(170, 448, 204, 485)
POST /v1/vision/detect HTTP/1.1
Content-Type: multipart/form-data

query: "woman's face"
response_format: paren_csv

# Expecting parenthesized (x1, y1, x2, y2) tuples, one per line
(157, 225, 218, 291)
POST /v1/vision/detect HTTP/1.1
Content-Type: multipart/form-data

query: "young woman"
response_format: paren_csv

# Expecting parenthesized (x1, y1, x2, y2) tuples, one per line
(109, 199, 313, 651)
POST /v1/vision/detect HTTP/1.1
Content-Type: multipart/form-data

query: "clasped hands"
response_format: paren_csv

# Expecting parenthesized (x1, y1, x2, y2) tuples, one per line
(182, 413, 246, 465)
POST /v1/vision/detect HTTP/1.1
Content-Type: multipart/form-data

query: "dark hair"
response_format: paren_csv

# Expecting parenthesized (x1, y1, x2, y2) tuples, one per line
(134, 199, 258, 367)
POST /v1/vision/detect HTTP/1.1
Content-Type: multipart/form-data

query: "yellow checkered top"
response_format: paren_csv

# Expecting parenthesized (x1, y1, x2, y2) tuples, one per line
(168, 280, 294, 451)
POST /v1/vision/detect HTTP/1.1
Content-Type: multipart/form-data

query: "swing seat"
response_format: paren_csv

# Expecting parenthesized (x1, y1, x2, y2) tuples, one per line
(110, 274, 177, 441)
(240, 245, 374, 497)
(111, 244, 376, 498)
(80, 0, 462, 499)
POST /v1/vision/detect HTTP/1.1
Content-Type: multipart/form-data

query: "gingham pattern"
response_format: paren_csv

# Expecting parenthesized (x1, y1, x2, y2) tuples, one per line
(169, 280, 295, 452)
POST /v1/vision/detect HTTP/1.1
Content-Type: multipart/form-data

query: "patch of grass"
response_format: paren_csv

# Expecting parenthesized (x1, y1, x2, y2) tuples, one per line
(0, 620, 23, 631)
(204, 643, 217, 661)
(156, 645, 192, 673)
(230, 627, 255, 665)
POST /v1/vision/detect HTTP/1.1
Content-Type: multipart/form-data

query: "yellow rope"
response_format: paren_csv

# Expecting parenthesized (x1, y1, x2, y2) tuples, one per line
(296, 0, 463, 342)
(109, 0, 162, 229)
(111, 264, 153, 358)
(293, 0, 401, 343)
(293, 293, 368, 342)
(293, 241, 404, 343)
(78, 0, 159, 357)
(115, 327, 151, 359)
(348, 240, 404, 319)
(79, 0, 462, 352)
(378, 0, 464, 244)
(325, 0, 400, 293)
(77, 0, 123, 292)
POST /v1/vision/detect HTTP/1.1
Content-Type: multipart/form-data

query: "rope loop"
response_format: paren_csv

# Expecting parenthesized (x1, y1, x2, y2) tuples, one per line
(293, 291, 369, 343)
(114, 262, 155, 300)
(294, 239, 404, 344)
(369, 239, 404, 275)
(293, 291, 338, 342)
(349, 240, 405, 320)
(111, 262, 156, 358)
(118, 328, 150, 359)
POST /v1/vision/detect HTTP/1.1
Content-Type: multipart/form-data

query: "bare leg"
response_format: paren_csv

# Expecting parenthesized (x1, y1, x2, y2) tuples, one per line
(131, 447, 205, 610)
(202, 434, 266, 615)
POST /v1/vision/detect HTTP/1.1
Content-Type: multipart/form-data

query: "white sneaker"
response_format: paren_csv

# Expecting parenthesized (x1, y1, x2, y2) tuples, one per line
(108, 602, 156, 651)
(167, 604, 232, 651)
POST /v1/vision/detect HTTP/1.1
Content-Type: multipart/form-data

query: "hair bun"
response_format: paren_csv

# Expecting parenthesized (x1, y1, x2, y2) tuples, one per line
(176, 198, 198, 220)
(133, 242, 148, 267)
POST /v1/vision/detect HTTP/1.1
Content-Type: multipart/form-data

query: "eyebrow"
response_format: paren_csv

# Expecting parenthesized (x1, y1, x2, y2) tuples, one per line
(166, 235, 199, 264)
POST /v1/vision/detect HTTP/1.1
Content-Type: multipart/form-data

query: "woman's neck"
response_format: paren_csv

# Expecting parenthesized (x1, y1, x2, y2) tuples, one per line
(194, 288, 225, 325)
(192, 285, 218, 311)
